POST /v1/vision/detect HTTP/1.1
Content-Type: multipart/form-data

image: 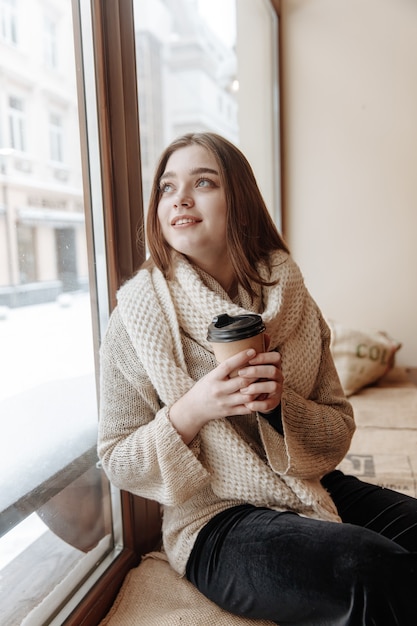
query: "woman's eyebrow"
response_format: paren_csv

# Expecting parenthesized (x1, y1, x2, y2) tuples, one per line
(189, 167, 219, 176)
(161, 166, 219, 179)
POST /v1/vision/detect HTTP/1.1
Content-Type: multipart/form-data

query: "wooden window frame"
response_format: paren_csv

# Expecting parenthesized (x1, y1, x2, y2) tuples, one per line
(66, 0, 283, 623)
(68, 1, 160, 624)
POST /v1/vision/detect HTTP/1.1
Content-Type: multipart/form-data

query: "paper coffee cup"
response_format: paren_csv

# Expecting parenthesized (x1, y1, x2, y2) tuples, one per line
(207, 313, 266, 375)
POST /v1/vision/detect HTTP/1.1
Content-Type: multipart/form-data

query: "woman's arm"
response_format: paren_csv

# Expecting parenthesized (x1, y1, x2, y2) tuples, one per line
(257, 311, 355, 480)
(98, 309, 211, 505)
(168, 343, 282, 444)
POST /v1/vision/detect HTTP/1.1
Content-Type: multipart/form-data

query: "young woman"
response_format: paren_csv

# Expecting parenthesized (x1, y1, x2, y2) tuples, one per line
(98, 132, 417, 625)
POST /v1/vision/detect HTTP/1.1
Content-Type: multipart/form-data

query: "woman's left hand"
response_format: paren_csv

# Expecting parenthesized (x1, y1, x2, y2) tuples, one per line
(238, 336, 283, 413)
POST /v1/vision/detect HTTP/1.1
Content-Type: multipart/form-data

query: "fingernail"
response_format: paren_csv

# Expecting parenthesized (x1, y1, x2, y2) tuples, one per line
(247, 349, 256, 357)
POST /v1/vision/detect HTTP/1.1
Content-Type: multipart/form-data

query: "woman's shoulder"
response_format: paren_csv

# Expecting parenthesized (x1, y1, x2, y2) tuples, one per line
(116, 261, 162, 307)
(268, 249, 304, 281)
(100, 306, 134, 359)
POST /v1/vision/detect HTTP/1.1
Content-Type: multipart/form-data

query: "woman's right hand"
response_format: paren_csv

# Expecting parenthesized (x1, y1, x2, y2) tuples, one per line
(168, 349, 260, 444)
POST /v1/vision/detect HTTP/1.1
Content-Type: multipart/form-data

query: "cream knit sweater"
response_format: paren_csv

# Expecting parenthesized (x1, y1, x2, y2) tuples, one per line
(98, 250, 355, 576)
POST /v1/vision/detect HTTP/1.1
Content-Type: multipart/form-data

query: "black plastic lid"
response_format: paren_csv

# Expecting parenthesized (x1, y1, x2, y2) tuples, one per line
(207, 313, 265, 342)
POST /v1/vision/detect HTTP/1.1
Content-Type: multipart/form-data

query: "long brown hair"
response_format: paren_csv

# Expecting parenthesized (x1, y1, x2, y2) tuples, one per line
(145, 132, 289, 297)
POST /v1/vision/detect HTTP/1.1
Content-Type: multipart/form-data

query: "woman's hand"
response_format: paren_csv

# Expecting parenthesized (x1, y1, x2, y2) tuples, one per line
(168, 340, 283, 444)
(238, 348, 283, 414)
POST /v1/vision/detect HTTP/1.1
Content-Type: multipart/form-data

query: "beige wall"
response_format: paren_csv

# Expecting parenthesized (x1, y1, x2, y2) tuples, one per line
(280, 0, 417, 365)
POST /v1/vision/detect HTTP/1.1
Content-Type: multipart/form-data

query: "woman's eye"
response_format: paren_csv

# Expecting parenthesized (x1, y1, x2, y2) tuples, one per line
(160, 182, 173, 193)
(196, 178, 213, 188)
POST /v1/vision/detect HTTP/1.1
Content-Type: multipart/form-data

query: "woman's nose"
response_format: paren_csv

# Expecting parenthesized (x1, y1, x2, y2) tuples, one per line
(173, 191, 193, 208)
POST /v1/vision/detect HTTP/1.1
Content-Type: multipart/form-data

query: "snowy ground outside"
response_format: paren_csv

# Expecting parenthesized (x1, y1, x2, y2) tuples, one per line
(0, 292, 99, 568)
(0, 292, 96, 402)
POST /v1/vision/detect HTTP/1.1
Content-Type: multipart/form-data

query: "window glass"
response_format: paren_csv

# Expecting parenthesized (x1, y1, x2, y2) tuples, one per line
(0, 1, 116, 623)
(133, 0, 280, 224)
(1, 0, 17, 45)
(133, 0, 238, 211)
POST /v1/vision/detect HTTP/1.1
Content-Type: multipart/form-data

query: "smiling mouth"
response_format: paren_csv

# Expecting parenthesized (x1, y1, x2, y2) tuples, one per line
(172, 217, 200, 226)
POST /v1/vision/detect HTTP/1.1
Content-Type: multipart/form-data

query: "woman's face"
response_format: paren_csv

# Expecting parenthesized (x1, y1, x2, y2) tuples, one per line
(157, 144, 229, 272)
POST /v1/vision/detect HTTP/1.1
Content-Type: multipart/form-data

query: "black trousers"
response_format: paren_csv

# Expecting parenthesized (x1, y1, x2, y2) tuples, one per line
(186, 471, 417, 625)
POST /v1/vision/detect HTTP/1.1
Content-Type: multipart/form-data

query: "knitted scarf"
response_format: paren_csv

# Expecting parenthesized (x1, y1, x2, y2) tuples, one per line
(117, 250, 338, 519)
(117, 250, 322, 401)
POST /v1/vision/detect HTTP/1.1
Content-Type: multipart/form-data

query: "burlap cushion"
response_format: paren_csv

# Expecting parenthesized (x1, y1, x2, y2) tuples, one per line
(328, 320, 401, 396)
(100, 551, 275, 626)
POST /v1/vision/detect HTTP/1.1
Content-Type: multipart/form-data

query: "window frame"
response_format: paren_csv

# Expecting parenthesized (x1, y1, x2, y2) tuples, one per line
(65, 0, 283, 623)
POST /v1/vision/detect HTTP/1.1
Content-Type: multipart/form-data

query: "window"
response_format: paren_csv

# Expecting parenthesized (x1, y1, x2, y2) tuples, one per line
(0, 0, 17, 45)
(133, 0, 239, 212)
(44, 13, 58, 70)
(49, 112, 63, 162)
(0, 1, 119, 624)
(8, 95, 26, 151)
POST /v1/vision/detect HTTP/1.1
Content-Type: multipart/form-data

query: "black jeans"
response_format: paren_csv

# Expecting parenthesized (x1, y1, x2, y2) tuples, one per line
(186, 471, 417, 625)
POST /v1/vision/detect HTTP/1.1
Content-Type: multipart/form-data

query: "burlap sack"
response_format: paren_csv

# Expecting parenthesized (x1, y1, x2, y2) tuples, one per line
(328, 320, 401, 396)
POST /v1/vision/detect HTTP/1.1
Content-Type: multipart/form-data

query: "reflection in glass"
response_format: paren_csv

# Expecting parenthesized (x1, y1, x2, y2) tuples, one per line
(133, 0, 280, 225)
(0, 1, 113, 623)
(133, 0, 238, 210)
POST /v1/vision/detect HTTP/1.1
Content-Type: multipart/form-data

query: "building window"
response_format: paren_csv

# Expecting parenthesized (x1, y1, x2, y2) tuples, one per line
(8, 95, 26, 151)
(44, 13, 58, 70)
(0, 0, 17, 45)
(49, 112, 64, 162)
